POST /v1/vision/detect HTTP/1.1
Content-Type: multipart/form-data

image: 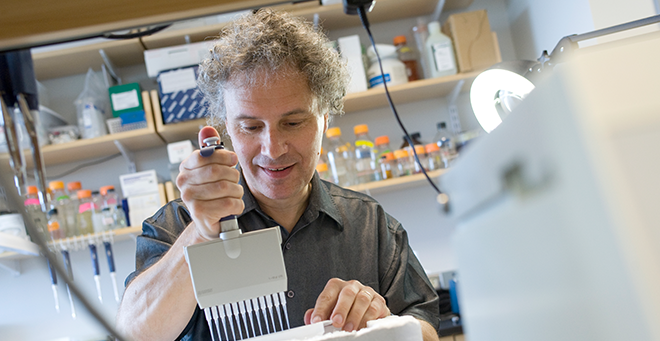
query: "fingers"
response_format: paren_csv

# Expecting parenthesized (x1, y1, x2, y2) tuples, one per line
(198, 126, 220, 148)
(311, 279, 390, 332)
(304, 309, 314, 325)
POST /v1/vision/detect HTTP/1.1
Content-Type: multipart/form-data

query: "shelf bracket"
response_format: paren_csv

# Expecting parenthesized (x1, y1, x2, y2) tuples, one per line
(447, 79, 464, 135)
(114, 140, 136, 173)
(0, 258, 22, 277)
(99, 49, 122, 85)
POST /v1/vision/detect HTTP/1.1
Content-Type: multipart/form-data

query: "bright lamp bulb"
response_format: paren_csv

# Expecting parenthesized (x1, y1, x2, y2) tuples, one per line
(470, 68, 536, 133)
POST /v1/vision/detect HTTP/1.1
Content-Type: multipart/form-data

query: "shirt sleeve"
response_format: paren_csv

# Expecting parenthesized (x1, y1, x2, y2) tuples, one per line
(379, 213, 441, 332)
(124, 199, 192, 288)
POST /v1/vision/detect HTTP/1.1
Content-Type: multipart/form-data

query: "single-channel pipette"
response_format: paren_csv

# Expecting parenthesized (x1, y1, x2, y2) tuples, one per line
(103, 241, 120, 302)
(61, 249, 76, 319)
(88, 244, 103, 303)
(47, 258, 60, 313)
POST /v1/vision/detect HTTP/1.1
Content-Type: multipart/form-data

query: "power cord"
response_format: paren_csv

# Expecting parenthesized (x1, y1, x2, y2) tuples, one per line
(356, 6, 444, 197)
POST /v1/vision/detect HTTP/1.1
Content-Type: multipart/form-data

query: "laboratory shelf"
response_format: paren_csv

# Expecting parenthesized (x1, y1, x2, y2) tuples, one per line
(47, 225, 142, 251)
(28, 0, 474, 79)
(150, 71, 481, 143)
(0, 91, 164, 168)
(347, 168, 447, 195)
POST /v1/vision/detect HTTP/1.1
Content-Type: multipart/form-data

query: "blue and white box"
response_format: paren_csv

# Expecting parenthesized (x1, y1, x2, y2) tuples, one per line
(157, 65, 210, 124)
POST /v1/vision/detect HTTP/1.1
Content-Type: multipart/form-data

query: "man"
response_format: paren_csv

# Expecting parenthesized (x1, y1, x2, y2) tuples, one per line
(116, 9, 440, 341)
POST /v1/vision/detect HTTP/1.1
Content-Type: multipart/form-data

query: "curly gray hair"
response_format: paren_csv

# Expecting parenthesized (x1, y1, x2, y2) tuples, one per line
(197, 9, 349, 130)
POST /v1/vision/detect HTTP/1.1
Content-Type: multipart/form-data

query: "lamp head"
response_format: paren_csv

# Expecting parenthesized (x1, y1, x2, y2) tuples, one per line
(470, 60, 540, 133)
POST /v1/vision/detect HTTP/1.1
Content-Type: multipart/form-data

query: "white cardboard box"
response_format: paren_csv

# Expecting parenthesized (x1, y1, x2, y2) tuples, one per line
(337, 35, 368, 94)
(144, 41, 212, 78)
(119, 170, 160, 198)
(127, 193, 161, 228)
(167, 140, 195, 164)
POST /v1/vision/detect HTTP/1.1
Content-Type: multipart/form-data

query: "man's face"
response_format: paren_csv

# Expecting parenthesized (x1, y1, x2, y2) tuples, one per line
(224, 71, 327, 202)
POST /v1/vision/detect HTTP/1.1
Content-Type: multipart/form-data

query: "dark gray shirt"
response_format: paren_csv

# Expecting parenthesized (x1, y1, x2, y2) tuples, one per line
(126, 171, 440, 340)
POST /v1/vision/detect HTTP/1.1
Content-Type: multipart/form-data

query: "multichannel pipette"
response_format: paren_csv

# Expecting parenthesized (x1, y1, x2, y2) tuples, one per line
(185, 136, 291, 340)
(47, 258, 60, 313)
(61, 249, 77, 319)
(104, 241, 120, 302)
(88, 244, 103, 303)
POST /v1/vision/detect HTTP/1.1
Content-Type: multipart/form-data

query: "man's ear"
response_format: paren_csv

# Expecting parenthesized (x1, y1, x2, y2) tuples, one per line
(323, 113, 329, 134)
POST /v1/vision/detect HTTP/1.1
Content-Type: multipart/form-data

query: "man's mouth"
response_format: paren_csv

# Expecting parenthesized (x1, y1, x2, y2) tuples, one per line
(264, 165, 293, 172)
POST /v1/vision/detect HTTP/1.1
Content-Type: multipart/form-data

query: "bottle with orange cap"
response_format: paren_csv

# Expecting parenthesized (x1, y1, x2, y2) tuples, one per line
(393, 35, 420, 82)
(76, 189, 95, 235)
(325, 127, 356, 187)
(425, 143, 445, 171)
(353, 124, 380, 184)
(412, 144, 428, 174)
(67, 181, 81, 234)
(24, 185, 48, 238)
(393, 149, 413, 177)
(49, 180, 77, 237)
(379, 152, 398, 180)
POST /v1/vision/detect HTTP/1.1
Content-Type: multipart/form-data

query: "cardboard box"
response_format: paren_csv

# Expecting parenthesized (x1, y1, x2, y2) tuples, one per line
(144, 41, 212, 78)
(119, 170, 160, 198)
(158, 66, 210, 124)
(109, 83, 144, 118)
(442, 9, 500, 73)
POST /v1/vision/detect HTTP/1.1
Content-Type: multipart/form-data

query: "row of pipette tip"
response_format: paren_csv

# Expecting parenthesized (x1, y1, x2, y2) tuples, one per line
(204, 291, 291, 341)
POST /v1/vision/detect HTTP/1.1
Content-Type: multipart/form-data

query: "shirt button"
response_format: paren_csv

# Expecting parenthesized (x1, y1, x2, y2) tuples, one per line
(285, 243, 291, 250)
(287, 290, 295, 298)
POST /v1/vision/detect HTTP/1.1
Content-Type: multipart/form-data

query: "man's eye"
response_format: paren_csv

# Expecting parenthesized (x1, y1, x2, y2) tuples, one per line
(243, 125, 260, 131)
(286, 121, 302, 127)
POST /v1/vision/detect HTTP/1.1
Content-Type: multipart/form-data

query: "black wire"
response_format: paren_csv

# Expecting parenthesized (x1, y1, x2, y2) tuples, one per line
(356, 6, 443, 195)
(27, 153, 122, 180)
(104, 25, 171, 39)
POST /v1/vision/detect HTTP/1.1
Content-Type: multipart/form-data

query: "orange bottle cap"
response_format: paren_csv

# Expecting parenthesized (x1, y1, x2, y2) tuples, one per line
(49, 181, 64, 191)
(326, 127, 342, 138)
(77, 189, 92, 199)
(383, 152, 395, 161)
(375, 136, 390, 146)
(316, 163, 328, 172)
(27, 186, 38, 195)
(414, 145, 426, 155)
(394, 149, 409, 159)
(425, 143, 440, 153)
(353, 124, 369, 135)
(393, 35, 407, 45)
(100, 185, 115, 196)
(67, 181, 82, 191)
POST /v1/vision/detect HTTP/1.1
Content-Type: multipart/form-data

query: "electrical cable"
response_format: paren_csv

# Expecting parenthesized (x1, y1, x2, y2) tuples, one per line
(356, 6, 443, 195)
(103, 25, 171, 39)
(26, 153, 121, 180)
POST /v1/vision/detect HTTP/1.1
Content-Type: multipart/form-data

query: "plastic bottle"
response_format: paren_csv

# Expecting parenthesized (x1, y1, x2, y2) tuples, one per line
(66, 181, 81, 234)
(374, 136, 393, 159)
(76, 190, 95, 235)
(366, 44, 409, 88)
(425, 143, 445, 170)
(325, 127, 356, 187)
(49, 181, 76, 237)
(412, 144, 428, 174)
(24, 185, 48, 238)
(379, 152, 397, 180)
(91, 190, 104, 232)
(412, 18, 431, 79)
(353, 124, 380, 184)
(47, 208, 65, 241)
(393, 149, 413, 177)
(434, 121, 457, 165)
(393, 35, 419, 82)
(425, 21, 457, 78)
(315, 162, 333, 183)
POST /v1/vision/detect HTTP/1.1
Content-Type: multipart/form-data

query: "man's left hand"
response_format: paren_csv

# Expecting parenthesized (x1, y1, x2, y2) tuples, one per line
(304, 278, 390, 331)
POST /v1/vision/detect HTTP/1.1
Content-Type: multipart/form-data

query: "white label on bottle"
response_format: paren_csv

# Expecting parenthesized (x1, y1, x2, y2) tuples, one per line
(111, 89, 140, 111)
(369, 73, 391, 87)
(432, 42, 456, 72)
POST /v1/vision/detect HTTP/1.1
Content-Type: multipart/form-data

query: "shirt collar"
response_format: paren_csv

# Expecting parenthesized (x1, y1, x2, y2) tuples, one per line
(237, 164, 344, 230)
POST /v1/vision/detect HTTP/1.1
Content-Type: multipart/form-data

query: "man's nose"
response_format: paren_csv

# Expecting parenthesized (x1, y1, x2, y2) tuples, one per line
(261, 127, 288, 159)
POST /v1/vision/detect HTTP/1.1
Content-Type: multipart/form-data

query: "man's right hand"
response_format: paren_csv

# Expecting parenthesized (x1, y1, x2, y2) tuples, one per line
(176, 126, 244, 240)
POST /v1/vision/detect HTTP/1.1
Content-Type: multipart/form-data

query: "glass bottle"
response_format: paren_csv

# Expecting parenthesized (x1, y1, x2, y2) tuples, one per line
(100, 186, 119, 230)
(393, 35, 419, 82)
(411, 144, 428, 174)
(425, 143, 445, 170)
(91, 190, 104, 232)
(426, 21, 457, 78)
(325, 127, 356, 187)
(434, 121, 457, 164)
(49, 181, 76, 237)
(66, 181, 81, 234)
(76, 189, 95, 235)
(379, 152, 397, 180)
(353, 124, 380, 184)
(400, 132, 425, 149)
(374, 135, 392, 159)
(24, 185, 48, 238)
(412, 17, 431, 79)
(47, 208, 65, 241)
(316, 162, 333, 183)
(393, 149, 413, 177)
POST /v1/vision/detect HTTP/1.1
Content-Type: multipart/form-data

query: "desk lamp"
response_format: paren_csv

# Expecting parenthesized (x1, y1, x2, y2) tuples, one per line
(470, 13, 660, 133)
